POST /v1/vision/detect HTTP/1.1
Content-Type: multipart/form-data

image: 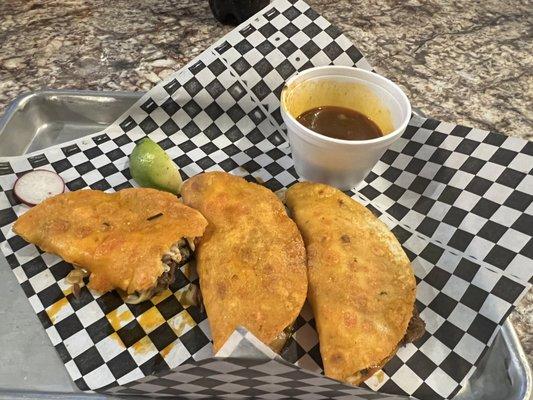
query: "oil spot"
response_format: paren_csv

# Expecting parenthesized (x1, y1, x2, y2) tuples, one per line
(132, 337, 153, 354)
(109, 332, 125, 349)
(107, 308, 133, 331)
(138, 308, 165, 334)
(170, 311, 195, 336)
(46, 297, 69, 323)
(160, 342, 174, 359)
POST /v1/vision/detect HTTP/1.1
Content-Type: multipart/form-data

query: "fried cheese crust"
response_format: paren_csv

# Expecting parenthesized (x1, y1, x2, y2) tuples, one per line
(181, 172, 307, 352)
(285, 182, 416, 384)
(13, 188, 207, 294)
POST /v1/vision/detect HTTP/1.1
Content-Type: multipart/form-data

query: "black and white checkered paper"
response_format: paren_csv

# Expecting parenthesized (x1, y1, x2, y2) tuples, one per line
(0, 0, 531, 399)
(105, 327, 410, 399)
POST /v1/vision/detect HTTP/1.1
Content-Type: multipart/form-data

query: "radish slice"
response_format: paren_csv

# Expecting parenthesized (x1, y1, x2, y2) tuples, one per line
(14, 170, 65, 206)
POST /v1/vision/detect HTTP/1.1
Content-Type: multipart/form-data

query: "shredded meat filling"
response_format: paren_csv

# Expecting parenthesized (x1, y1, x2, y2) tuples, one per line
(157, 239, 192, 288)
(121, 238, 194, 304)
(401, 306, 426, 345)
(65, 239, 196, 304)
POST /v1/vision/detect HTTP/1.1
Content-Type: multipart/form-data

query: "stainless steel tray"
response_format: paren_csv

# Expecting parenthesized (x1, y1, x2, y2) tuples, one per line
(0, 90, 140, 157)
(0, 90, 530, 400)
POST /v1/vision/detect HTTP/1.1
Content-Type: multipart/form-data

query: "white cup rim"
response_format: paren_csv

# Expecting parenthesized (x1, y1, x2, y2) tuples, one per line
(281, 66, 412, 146)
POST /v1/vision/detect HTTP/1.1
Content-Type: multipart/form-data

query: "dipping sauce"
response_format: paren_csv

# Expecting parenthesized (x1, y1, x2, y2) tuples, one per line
(296, 106, 383, 141)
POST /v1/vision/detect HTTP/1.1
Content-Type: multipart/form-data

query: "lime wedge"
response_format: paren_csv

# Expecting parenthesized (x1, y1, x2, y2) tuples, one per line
(129, 138, 182, 194)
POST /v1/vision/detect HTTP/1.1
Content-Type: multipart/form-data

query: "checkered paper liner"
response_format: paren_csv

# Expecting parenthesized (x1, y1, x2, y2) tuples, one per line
(0, 0, 531, 398)
(104, 327, 410, 399)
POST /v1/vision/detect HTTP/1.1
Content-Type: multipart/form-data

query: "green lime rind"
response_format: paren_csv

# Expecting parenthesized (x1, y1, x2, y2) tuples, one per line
(129, 138, 182, 195)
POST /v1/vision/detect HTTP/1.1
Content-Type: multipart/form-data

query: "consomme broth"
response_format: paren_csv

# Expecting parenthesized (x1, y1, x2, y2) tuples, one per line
(296, 106, 383, 141)
(282, 77, 395, 138)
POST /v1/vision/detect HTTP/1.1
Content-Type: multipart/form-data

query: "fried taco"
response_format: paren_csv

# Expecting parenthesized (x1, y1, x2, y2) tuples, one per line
(285, 182, 425, 385)
(181, 172, 308, 353)
(13, 188, 207, 303)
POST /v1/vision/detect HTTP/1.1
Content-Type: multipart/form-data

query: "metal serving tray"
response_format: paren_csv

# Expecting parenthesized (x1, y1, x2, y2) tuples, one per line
(0, 90, 530, 400)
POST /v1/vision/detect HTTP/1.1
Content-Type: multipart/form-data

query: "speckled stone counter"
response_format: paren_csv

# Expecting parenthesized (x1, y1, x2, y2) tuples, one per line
(0, 0, 531, 363)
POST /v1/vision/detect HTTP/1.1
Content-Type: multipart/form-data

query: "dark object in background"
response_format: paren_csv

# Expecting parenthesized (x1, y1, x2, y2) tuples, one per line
(209, 0, 270, 25)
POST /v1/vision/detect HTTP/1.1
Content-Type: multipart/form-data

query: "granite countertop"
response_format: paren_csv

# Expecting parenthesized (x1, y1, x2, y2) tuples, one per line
(0, 0, 531, 364)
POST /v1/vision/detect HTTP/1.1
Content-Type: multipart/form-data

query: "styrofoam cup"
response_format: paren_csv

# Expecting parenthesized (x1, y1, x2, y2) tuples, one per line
(280, 66, 411, 190)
